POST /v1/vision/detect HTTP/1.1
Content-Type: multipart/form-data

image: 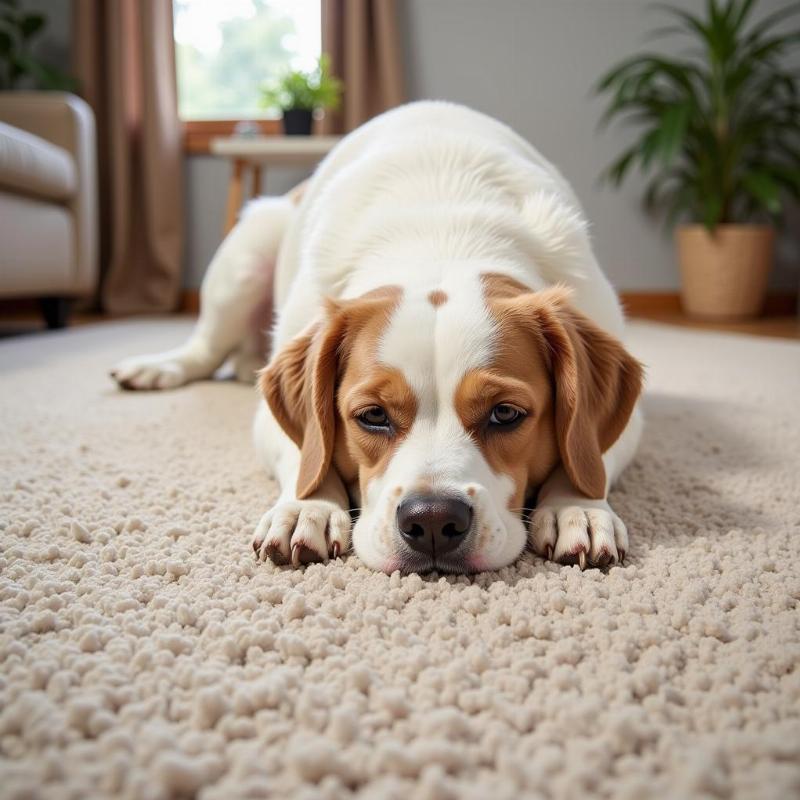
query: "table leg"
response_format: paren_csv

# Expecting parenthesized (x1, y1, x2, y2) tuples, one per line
(252, 165, 263, 198)
(224, 159, 245, 234)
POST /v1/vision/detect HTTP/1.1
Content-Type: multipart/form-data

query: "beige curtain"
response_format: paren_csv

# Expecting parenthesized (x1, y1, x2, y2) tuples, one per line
(321, 0, 405, 133)
(73, 0, 184, 314)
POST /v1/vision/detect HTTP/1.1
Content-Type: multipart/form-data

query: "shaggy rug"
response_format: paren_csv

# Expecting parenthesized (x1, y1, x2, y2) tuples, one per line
(1, 318, 799, 800)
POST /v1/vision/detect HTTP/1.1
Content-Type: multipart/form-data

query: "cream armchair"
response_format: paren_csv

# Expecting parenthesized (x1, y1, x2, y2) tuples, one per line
(0, 92, 97, 327)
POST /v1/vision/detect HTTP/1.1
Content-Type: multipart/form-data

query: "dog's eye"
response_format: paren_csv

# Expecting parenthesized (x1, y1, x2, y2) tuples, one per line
(357, 406, 391, 430)
(488, 403, 525, 427)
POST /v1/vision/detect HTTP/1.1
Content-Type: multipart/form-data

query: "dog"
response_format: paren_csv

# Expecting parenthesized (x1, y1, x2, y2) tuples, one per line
(111, 101, 644, 575)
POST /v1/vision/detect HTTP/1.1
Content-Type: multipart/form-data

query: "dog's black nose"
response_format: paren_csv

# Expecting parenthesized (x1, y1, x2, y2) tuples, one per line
(396, 493, 473, 557)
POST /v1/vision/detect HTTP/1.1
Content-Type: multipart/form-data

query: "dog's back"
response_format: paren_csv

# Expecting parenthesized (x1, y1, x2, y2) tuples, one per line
(273, 101, 624, 349)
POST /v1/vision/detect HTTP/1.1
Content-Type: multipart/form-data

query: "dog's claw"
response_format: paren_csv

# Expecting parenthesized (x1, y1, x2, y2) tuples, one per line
(331, 541, 340, 559)
(618, 548, 626, 565)
(291, 543, 302, 568)
(578, 551, 587, 571)
(545, 544, 553, 562)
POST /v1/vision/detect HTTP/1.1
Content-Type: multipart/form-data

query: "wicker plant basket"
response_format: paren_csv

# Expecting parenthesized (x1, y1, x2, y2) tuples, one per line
(675, 225, 775, 320)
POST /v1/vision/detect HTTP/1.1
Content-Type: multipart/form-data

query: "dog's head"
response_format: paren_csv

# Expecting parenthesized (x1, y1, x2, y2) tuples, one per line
(260, 275, 642, 573)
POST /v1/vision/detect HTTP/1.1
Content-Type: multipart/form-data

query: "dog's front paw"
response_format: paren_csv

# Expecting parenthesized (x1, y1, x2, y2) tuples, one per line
(110, 351, 194, 391)
(529, 501, 628, 569)
(252, 500, 352, 567)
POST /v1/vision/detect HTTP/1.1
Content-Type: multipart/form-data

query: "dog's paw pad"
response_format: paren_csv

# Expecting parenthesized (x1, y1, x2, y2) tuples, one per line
(262, 541, 290, 565)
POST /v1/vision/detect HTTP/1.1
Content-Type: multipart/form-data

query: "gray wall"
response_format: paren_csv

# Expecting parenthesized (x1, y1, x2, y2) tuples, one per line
(397, 0, 799, 292)
(27, 0, 799, 292)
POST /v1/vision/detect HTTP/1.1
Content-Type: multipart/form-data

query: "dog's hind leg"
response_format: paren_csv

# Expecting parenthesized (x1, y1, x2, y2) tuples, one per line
(110, 196, 293, 390)
(230, 325, 270, 384)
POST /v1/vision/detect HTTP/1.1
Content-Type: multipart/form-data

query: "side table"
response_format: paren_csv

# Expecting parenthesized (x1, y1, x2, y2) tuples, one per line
(209, 135, 341, 233)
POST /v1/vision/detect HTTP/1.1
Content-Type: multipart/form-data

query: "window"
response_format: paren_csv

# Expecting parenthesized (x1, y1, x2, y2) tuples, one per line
(173, 0, 321, 121)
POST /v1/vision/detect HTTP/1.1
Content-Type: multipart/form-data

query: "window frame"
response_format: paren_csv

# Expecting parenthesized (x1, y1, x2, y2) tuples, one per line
(182, 119, 282, 154)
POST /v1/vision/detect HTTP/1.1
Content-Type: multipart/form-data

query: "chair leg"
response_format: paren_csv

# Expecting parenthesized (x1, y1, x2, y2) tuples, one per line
(40, 297, 72, 329)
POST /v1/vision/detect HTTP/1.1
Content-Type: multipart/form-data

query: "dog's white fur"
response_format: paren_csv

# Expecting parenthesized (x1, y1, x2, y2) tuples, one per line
(112, 101, 642, 573)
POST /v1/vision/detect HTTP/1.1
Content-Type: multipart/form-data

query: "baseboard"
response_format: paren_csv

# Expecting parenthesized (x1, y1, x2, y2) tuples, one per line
(619, 292, 683, 315)
(620, 291, 798, 316)
(4, 290, 794, 319)
(179, 289, 797, 317)
(2, 288, 795, 321)
(180, 290, 201, 313)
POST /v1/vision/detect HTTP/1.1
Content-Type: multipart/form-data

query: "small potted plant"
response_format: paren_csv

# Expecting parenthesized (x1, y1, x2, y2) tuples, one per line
(596, 0, 799, 319)
(260, 54, 342, 136)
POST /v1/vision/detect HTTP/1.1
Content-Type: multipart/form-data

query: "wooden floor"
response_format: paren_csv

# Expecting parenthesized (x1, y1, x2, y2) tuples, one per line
(0, 309, 191, 339)
(628, 312, 800, 340)
(2, 311, 799, 341)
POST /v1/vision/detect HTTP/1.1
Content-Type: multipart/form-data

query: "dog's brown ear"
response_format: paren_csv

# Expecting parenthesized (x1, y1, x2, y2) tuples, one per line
(514, 288, 644, 498)
(258, 308, 346, 499)
(260, 287, 401, 498)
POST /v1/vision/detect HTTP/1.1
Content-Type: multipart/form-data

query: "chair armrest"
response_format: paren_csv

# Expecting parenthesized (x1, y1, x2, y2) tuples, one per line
(0, 92, 98, 295)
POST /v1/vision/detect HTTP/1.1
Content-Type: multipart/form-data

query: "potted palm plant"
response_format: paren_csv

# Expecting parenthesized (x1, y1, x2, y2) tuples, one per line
(260, 54, 342, 136)
(596, 0, 799, 319)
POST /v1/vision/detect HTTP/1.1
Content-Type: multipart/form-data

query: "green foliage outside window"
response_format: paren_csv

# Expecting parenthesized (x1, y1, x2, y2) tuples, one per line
(175, 0, 307, 120)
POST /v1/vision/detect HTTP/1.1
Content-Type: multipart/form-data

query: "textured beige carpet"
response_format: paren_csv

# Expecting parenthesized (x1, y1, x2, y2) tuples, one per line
(1, 318, 799, 800)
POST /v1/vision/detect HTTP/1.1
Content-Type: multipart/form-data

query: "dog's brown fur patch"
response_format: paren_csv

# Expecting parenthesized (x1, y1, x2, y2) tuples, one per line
(454, 356, 558, 514)
(428, 289, 448, 307)
(338, 364, 418, 499)
(260, 285, 410, 499)
(472, 273, 643, 501)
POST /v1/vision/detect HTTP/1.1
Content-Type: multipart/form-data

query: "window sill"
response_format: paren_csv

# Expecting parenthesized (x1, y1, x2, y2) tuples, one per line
(183, 119, 281, 154)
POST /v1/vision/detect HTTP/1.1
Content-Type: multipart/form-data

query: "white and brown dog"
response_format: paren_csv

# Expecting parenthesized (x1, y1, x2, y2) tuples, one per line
(111, 101, 643, 575)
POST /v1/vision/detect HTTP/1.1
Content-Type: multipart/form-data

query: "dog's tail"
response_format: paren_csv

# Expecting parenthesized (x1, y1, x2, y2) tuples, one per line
(234, 194, 296, 254)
